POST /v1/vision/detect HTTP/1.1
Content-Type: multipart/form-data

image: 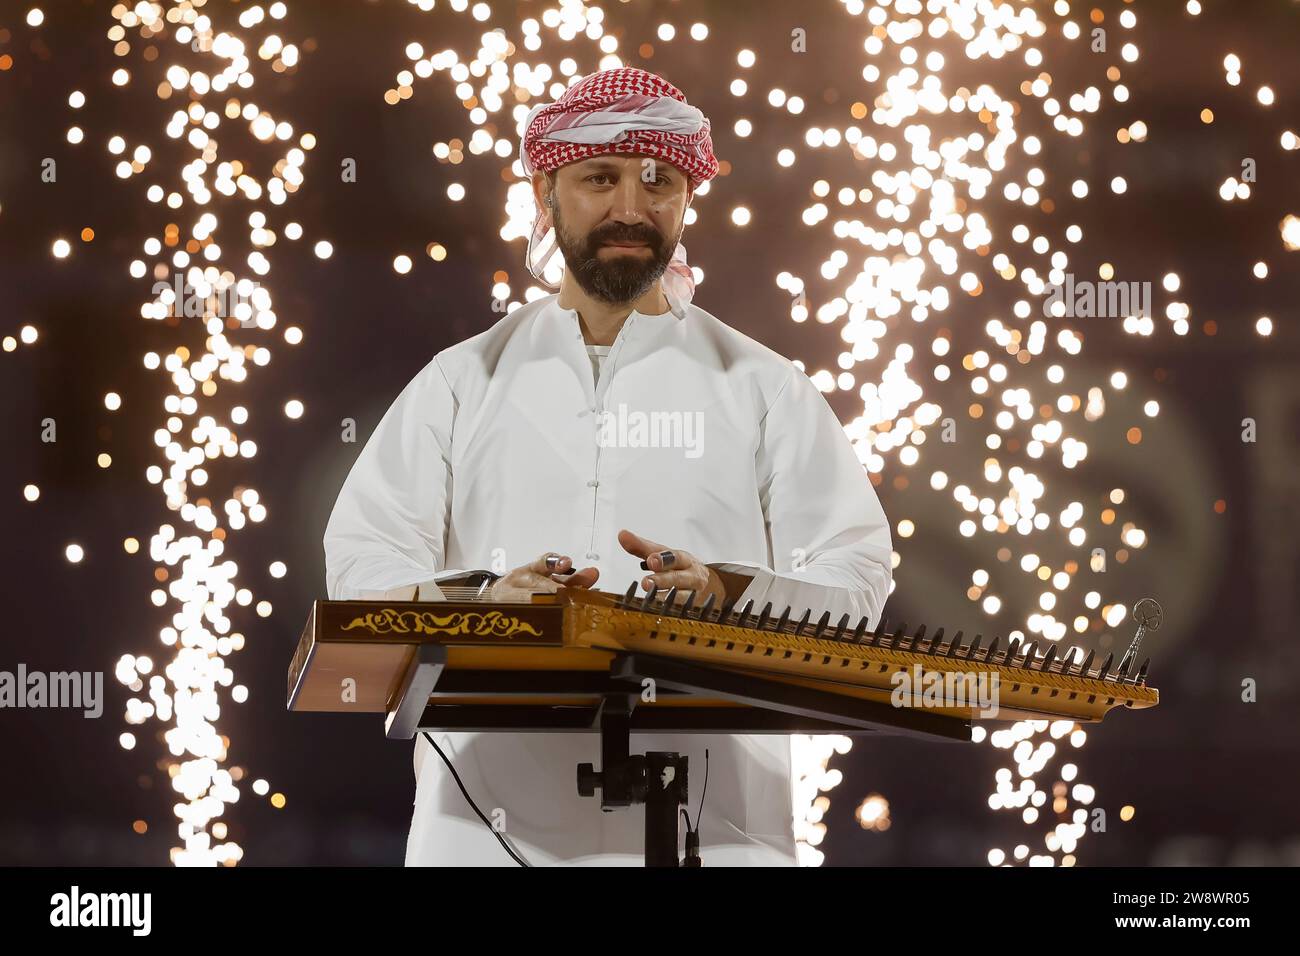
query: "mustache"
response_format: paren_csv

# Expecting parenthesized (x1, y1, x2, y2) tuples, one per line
(589, 227, 661, 248)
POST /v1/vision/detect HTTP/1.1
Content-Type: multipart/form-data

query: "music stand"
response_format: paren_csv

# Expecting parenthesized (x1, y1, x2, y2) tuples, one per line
(377, 642, 971, 867)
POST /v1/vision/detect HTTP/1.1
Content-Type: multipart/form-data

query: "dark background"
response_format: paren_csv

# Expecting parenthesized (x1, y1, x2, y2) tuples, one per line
(1, 0, 1297, 865)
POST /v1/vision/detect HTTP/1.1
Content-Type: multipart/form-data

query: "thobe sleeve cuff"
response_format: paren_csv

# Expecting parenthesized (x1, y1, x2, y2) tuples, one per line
(329, 563, 472, 601)
(708, 561, 883, 630)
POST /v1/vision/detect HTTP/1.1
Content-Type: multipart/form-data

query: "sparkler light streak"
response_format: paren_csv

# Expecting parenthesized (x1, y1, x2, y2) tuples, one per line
(103, 0, 311, 865)
(790, 0, 1286, 867)
(811, 0, 1137, 870)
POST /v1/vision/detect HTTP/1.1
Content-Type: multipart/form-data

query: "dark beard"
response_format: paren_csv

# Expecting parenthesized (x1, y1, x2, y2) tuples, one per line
(552, 203, 680, 305)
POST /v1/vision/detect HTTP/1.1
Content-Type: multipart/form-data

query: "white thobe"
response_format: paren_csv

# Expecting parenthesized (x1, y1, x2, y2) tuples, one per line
(323, 292, 893, 866)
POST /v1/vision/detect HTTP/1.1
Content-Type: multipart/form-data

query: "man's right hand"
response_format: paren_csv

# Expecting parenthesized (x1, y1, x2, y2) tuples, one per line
(489, 552, 600, 599)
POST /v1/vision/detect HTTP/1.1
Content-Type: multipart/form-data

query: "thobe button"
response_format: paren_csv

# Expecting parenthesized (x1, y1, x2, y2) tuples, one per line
(587, 479, 599, 488)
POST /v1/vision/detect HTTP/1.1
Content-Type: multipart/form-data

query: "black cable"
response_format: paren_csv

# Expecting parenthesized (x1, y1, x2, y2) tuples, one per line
(694, 747, 710, 831)
(422, 732, 531, 867)
(678, 749, 712, 834)
(678, 750, 710, 867)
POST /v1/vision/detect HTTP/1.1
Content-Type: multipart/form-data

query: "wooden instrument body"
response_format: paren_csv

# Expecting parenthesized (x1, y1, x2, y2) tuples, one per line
(288, 587, 1158, 731)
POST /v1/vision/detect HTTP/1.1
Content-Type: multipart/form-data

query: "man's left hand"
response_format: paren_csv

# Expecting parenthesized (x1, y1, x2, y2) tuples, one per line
(617, 529, 727, 603)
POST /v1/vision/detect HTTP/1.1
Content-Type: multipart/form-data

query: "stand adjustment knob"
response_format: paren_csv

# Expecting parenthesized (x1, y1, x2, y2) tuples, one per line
(576, 762, 600, 797)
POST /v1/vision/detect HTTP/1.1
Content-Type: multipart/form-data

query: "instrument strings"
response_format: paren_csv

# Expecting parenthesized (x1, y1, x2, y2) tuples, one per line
(411, 585, 1148, 686)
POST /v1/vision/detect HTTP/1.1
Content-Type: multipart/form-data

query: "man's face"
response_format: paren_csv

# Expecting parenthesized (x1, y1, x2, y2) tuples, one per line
(540, 155, 691, 305)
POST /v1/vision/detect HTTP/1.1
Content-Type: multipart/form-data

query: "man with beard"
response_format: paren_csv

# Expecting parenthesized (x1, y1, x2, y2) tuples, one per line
(323, 67, 893, 866)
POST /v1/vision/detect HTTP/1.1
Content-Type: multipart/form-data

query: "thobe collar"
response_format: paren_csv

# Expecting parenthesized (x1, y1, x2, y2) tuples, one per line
(551, 288, 687, 325)
(544, 292, 684, 409)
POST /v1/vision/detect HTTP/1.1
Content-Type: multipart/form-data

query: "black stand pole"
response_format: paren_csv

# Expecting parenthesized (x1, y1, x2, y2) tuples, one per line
(577, 694, 695, 867)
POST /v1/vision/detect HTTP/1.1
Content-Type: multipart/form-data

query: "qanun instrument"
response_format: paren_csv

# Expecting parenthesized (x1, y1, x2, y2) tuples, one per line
(289, 582, 1158, 735)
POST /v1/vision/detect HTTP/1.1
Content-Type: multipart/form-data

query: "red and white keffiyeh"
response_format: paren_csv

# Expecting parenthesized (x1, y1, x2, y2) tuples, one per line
(519, 67, 718, 306)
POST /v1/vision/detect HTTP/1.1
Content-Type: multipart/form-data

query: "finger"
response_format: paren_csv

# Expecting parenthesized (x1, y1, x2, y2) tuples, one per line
(528, 552, 571, 576)
(618, 529, 666, 561)
(640, 569, 704, 595)
(552, 566, 600, 589)
(641, 548, 694, 573)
